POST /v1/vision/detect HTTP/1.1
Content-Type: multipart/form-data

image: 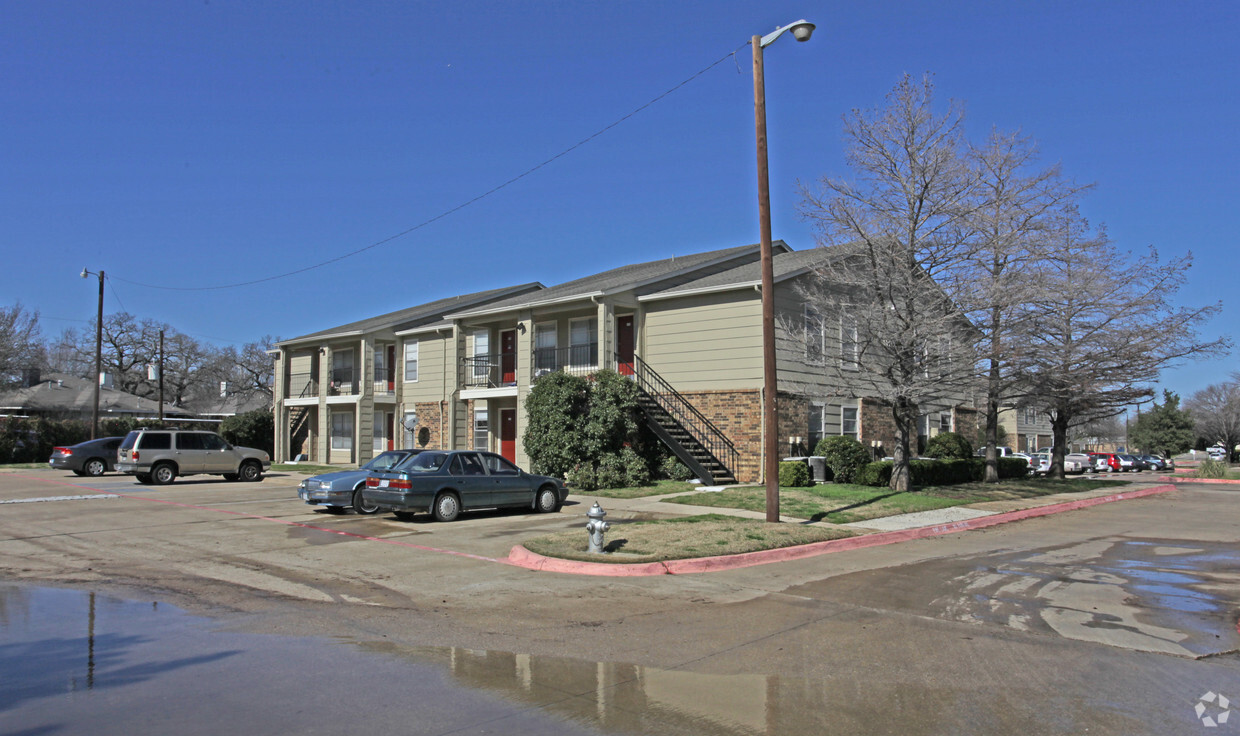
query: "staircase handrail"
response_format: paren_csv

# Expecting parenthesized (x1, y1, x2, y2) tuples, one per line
(624, 354, 738, 475)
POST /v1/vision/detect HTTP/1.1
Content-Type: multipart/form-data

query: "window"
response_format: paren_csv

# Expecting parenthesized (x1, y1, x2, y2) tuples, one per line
(1024, 407, 1038, 424)
(804, 307, 825, 362)
(331, 411, 353, 450)
(473, 330, 490, 381)
(534, 323, 558, 373)
(403, 340, 419, 382)
(939, 413, 952, 432)
(176, 433, 205, 450)
(473, 408, 489, 451)
(569, 318, 597, 367)
(808, 403, 826, 448)
(373, 411, 388, 452)
(842, 406, 859, 440)
(483, 454, 519, 475)
(331, 349, 354, 386)
(840, 313, 858, 370)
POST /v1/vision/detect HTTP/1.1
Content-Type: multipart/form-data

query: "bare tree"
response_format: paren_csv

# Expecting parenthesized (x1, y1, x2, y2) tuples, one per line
(957, 130, 1091, 480)
(1023, 210, 1230, 461)
(799, 74, 978, 491)
(0, 303, 44, 386)
(1186, 375, 1240, 460)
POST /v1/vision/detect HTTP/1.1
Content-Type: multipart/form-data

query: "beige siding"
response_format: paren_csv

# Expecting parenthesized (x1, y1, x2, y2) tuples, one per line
(643, 291, 762, 390)
(401, 332, 451, 403)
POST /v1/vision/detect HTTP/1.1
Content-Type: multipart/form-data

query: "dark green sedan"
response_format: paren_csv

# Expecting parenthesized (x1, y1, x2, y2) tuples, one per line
(362, 450, 566, 522)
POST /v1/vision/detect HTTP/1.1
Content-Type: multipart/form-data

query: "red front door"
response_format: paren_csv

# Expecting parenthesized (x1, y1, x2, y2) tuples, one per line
(501, 329, 516, 385)
(386, 412, 394, 451)
(617, 315, 635, 375)
(500, 409, 516, 464)
(386, 345, 396, 391)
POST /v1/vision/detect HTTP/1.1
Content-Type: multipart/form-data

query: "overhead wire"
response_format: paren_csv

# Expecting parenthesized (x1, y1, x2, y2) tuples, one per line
(110, 43, 750, 293)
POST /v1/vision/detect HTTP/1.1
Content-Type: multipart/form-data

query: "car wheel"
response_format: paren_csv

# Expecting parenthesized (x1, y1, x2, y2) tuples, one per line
(237, 461, 262, 482)
(393, 511, 418, 521)
(151, 463, 176, 485)
(432, 492, 460, 522)
(535, 486, 560, 513)
(136, 474, 153, 485)
(352, 488, 380, 515)
(84, 458, 106, 477)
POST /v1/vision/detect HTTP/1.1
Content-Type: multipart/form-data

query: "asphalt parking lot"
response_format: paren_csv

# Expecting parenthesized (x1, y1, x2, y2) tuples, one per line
(2, 468, 1237, 735)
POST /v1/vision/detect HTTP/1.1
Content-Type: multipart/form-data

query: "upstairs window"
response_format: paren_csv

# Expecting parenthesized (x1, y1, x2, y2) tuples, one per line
(403, 340, 419, 383)
(840, 313, 859, 371)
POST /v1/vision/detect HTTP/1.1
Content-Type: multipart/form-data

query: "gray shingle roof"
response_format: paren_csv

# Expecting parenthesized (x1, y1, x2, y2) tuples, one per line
(640, 245, 850, 300)
(448, 241, 790, 317)
(278, 282, 543, 345)
(0, 372, 193, 417)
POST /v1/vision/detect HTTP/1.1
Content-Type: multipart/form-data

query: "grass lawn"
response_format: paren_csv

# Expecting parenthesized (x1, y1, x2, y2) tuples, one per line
(570, 479, 699, 499)
(665, 477, 1131, 524)
(521, 513, 856, 564)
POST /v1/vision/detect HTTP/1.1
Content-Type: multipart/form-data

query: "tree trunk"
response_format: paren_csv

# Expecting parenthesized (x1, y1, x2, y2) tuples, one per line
(889, 398, 917, 492)
(1049, 411, 1070, 478)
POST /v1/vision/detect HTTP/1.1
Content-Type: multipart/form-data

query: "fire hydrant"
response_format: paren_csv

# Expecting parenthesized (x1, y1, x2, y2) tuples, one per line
(585, 502, 610, 554)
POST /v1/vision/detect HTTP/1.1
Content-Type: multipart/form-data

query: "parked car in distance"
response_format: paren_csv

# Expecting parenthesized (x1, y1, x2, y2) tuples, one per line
(116, 428, 271, 485)
(298, 450, 419, 514)
(1138, 454, 1171, 471)
(1089, 452, 1122, 473)
(362, 450, 567, 522)
(1115, 454, 1138, 472)
(975, 446, 1017, 458)
(1032, 451, 1085, 475)
(49, 437, 124, 477)
(1207, 446, 1228, 460)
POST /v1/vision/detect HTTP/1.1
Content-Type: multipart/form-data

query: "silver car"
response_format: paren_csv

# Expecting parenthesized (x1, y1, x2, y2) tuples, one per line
(298, 450, 418, 514)
(116, 429, 270, 485)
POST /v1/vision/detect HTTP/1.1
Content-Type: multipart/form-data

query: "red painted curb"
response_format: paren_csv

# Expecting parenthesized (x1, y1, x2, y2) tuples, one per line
(505, 484, 1179, 576)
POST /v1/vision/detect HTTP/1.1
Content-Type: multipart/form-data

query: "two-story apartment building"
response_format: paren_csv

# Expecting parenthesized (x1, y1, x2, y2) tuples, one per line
(273, 241, 975, 483)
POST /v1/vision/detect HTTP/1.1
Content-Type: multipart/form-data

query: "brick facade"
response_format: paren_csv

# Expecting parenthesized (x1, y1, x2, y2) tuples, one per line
(678, 389, 762, 483)
(412, 401, 445, 450)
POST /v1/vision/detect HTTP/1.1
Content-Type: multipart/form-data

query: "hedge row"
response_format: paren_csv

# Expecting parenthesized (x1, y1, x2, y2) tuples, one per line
(855, 457, 1029, 487)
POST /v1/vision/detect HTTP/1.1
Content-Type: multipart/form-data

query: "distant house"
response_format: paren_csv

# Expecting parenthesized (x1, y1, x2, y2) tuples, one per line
(273, 241, 977, 482)
(183, 381, 273, 423)
(0, 371, 193, 422)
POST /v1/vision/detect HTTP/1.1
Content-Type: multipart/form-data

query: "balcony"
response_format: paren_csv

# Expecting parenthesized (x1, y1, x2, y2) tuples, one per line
(531, 344, 598, 381)
(462, 352, 518, 389)
(287, 372, 317, 399)
(328, 368, 357, 396)
(372, 367, 395, 396)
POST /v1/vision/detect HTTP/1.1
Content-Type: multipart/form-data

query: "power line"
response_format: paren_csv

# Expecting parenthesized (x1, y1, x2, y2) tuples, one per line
(111, 44, 748, 293)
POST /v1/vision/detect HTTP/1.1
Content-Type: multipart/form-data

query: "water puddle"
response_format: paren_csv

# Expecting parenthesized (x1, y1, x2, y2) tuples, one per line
(0, 583, 1212, 735)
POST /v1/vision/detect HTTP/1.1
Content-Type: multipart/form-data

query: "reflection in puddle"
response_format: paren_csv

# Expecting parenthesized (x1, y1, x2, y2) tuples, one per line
(0, 583, 1170, 735)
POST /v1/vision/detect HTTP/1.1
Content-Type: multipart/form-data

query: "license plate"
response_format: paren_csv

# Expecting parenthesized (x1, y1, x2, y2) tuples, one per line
(379, 479, 390, 488)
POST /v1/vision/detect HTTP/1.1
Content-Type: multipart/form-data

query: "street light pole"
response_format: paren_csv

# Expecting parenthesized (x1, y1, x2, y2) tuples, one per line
(80, 268, 105, 439)
(752, 20, 814, 523)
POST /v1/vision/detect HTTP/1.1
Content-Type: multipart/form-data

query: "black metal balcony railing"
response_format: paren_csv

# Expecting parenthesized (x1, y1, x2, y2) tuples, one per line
(372, 367, 395, 395)
(287, 372, 317, 399)
(532, 344, 598, 381)
(461, 352, 519, 389)
(329, 368, 356, 395)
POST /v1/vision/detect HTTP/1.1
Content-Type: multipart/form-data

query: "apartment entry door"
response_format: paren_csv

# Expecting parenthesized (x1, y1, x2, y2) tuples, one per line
(501, 329, 516, 385)
(617, 315, 635, 375)
(499, 408, 516, 464)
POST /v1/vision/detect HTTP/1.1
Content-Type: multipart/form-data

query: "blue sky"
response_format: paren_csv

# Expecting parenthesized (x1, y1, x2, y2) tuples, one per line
(3, 1, 1235, 397)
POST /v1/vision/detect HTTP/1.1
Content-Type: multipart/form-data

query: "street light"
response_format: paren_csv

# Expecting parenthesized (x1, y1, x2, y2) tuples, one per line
(80, 268, 104, 439)
(753, 19, 814, 522)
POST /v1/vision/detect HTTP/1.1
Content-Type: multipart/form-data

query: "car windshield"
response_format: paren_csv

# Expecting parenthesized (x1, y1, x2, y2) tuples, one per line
(397, 452, 448, 473)
(363, 451, 408, 471)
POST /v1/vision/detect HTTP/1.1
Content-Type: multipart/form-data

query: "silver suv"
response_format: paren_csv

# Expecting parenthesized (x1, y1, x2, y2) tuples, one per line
(116, 429, 271, 485)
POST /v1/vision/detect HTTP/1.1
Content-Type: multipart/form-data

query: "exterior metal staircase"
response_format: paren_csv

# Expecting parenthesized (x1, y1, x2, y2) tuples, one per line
(624, 354, 738, 485)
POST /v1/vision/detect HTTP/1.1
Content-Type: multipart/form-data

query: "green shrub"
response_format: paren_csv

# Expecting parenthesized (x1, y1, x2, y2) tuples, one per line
(1194, 458, 1228, 479)
(523, 372, 590, 477)
(814, 435, 871, 484)
(661, 454, 695, 482)
(596, 453, 627, 490)
(619, 446, 651, 487)
(923, 431, 973, 459)
(779, 460, 811, 487)
(996, 457, 1030, 479)
(219, 409, 274, 455)
(567, 463, 599, 492)
(856, 460, 892, 487)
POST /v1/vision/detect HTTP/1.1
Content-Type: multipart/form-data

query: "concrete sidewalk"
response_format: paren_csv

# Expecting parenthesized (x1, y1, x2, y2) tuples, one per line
(507, 482, 1179, 576)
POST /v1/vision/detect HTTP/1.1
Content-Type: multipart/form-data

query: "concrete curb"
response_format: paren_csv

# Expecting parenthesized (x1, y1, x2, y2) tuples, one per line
(1159, 475, 1240, 484)
(504, 484, 1179, 577)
